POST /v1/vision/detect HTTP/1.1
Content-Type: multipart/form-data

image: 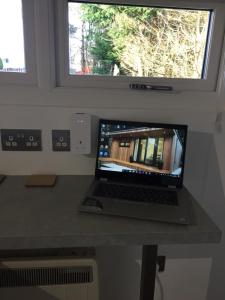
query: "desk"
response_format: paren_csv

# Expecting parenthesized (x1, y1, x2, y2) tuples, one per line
(0, 176, 221, 299)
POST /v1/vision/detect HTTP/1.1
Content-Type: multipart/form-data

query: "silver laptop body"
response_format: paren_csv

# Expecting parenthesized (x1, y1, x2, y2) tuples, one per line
(80, 119, 191, 225)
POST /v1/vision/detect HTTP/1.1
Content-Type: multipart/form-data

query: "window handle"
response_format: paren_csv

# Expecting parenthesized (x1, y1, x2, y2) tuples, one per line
(129, 83, 173, 91)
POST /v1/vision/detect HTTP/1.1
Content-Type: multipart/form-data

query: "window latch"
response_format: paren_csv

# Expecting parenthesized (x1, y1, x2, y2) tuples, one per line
(129, 83, 173, 91)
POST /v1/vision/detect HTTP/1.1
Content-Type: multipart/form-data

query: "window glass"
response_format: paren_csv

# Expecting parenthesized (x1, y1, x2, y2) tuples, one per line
(146, 138, 155, 161)
(157, 138, 164, 160)
(68, 1, 211, 79)
(0, 0, 26, 73)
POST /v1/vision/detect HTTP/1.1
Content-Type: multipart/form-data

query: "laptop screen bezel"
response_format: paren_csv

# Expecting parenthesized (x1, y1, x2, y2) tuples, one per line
(95, 119, 188, 188)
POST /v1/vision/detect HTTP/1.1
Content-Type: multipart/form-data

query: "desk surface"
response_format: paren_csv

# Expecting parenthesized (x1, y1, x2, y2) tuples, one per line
(0, 175, 221, 250)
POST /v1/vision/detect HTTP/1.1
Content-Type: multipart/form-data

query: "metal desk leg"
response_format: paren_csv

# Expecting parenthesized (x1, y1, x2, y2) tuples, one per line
(140, 245, 158, 300)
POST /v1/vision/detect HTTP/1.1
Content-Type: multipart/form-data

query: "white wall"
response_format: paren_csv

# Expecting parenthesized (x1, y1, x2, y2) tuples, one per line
(0, 88, 218, 176)
(1, 0, 225, 298)
(0, 89, 224, 300)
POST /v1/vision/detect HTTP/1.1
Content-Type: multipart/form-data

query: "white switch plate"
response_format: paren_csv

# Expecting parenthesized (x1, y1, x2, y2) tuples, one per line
(71, 113, 98, 155)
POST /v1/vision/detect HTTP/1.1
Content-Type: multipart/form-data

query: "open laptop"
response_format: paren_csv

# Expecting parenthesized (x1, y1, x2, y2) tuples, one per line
(80, 119, 191, 224)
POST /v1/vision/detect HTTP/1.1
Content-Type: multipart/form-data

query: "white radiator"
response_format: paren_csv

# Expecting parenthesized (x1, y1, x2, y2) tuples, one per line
(0, 257, 99, 300)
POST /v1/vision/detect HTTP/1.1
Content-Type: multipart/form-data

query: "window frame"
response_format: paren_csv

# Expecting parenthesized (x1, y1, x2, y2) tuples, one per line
(55, 0, 225, 91)
(0, 0, 37, 86)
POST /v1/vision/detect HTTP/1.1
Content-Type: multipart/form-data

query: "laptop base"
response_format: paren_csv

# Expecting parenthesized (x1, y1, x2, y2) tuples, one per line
(79, 182, 191, 225)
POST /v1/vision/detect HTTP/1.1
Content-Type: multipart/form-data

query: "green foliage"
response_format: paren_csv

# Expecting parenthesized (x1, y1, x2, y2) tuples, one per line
(80, 4, 156, 74)
(0, 58, 3, 70)
(77, 3, 209, 77)
(91, 34, 116, 62)
(80, 4, 117, 74)
(93, 64, 111, 75)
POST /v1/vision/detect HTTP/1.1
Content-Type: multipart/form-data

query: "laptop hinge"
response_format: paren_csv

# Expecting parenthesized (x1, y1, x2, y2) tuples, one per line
(99, 178, 108, 182)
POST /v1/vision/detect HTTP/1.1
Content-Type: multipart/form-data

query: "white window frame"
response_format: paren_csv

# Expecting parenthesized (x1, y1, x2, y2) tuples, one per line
(55, 0, 225, 91)
(0, 0, 37, 86)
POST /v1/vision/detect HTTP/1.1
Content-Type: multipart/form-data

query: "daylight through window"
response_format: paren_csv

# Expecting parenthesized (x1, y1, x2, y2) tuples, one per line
(68, 2, 211, 79)
(0, 0, 26, 73)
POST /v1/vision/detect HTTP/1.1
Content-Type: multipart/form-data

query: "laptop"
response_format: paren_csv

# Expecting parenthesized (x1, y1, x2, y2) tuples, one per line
(80, 119, 191, 225)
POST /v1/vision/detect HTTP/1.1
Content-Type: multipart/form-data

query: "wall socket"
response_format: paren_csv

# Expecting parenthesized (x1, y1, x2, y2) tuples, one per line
(52, 130, 70, 151)
(1, 129, 42, 151)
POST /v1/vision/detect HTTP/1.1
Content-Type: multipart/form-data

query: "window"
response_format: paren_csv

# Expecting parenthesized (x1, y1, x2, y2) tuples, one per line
(68, 3, 210, 79)
(56, 0, 225, 91)
(0, 0, 25, 73)
(0, 0, 36, 85)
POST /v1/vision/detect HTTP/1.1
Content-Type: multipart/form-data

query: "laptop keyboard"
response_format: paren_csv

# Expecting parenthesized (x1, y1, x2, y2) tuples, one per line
(93, 183, 178, 206)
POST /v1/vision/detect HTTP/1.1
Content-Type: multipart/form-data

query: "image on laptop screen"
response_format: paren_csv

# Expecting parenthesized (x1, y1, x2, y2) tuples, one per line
(96, 119, 187, 187)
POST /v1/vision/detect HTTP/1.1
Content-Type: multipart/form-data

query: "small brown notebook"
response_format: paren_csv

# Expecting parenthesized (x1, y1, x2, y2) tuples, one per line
(25, 175, 57, 187)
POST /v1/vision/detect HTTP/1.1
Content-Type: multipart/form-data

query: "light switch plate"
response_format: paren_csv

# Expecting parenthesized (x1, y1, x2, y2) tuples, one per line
(52, 130, 70, 151)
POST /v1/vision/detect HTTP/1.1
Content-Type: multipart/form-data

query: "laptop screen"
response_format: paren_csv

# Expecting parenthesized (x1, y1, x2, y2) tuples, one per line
(95, 119, 187, 188)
